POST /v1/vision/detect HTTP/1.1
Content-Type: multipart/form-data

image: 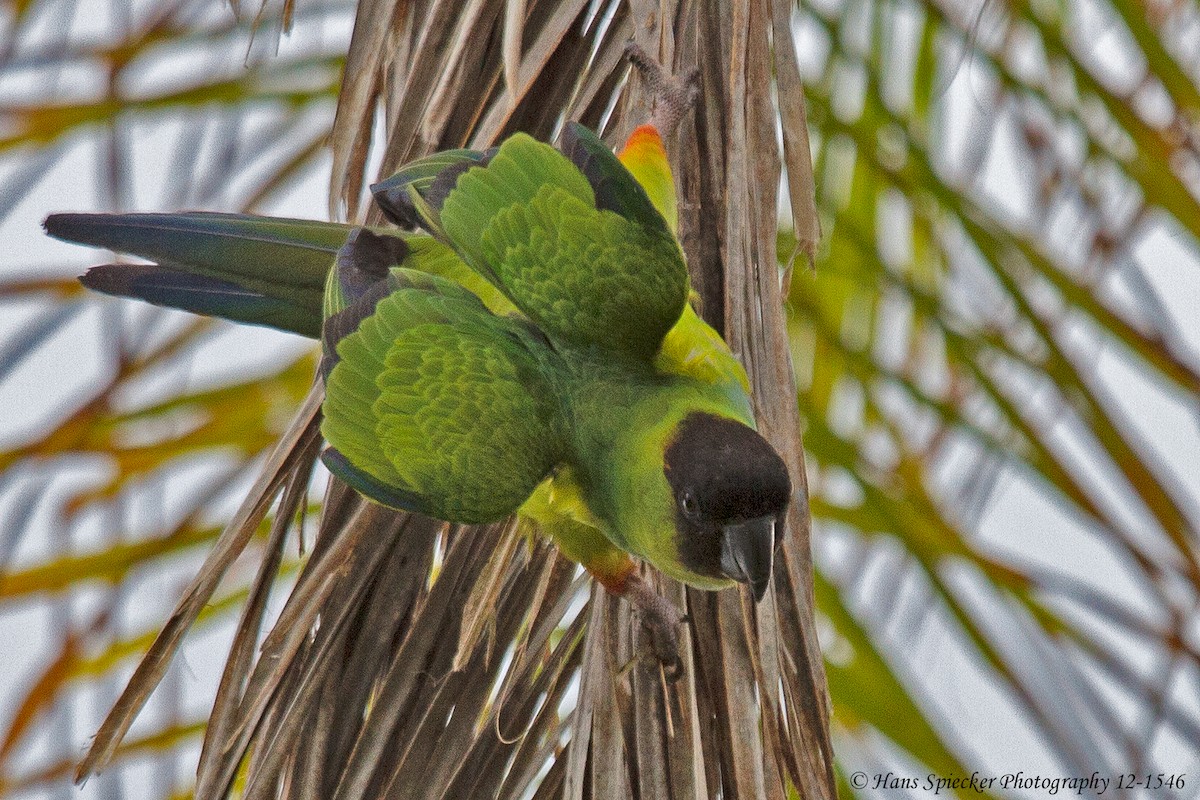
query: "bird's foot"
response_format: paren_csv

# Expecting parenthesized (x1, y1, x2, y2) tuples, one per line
(625, 43, 699, 136)
(621, 572, 688, 681)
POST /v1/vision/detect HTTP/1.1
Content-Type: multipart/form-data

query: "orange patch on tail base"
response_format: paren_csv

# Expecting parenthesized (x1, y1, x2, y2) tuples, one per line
(619, 124, 667, 162)
(617, 124, 678, 232)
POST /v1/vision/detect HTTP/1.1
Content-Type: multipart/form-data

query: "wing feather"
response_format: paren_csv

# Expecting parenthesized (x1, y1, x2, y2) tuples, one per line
(321, 269, 563, 523)
(439, 134, 688, 359)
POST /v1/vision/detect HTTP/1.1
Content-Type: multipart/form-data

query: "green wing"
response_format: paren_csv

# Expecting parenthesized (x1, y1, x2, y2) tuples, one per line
(386, 129, 689, 360)
(371, 148, 492, 231)
(559, 122, 673, 237)
(321, 268, 563, 523)
(321, 229, 514, 321)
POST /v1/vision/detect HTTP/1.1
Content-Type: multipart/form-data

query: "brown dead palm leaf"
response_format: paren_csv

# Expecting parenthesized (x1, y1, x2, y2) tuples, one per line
(74, 1, 837, 797)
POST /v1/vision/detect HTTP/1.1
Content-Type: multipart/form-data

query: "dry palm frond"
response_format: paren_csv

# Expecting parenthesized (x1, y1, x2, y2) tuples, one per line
(76, 1, 835, 797)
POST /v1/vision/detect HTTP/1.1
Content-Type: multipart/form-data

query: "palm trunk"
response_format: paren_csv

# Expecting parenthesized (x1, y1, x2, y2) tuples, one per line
(77, 1, 836, 797)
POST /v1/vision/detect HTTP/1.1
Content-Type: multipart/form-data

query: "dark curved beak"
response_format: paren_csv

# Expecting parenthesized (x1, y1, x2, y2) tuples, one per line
(719, 515, 777, 601)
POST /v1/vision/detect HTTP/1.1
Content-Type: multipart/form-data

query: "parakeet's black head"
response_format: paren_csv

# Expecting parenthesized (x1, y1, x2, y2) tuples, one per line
(664, 413, 791, 601)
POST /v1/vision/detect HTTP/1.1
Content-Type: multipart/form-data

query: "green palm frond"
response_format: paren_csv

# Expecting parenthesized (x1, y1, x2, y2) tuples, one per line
(796, 0, 1200, 779)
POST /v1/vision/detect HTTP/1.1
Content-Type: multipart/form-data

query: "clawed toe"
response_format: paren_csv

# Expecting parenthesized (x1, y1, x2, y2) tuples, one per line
(620, 571, 689, 678)
(625, 42, 699, 134)
(640, 610, 685, 681)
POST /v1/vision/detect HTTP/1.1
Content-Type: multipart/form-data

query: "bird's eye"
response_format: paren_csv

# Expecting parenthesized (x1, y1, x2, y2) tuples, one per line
(680, 490, 699, 519)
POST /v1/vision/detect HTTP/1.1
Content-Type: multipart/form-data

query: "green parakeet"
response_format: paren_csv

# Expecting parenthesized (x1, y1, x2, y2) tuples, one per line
(45, 122, 791, 650)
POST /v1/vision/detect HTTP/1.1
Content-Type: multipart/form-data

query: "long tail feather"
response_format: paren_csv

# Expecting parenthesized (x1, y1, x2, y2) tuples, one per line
(47, 212, 354, 337)
(80, 264, 324, 338)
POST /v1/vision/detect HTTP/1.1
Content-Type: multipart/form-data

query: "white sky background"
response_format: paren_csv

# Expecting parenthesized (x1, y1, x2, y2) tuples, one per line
(0, 0, 1198, 797)
(798, 0, 1200, 792)
(0, 2, 355, 797)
